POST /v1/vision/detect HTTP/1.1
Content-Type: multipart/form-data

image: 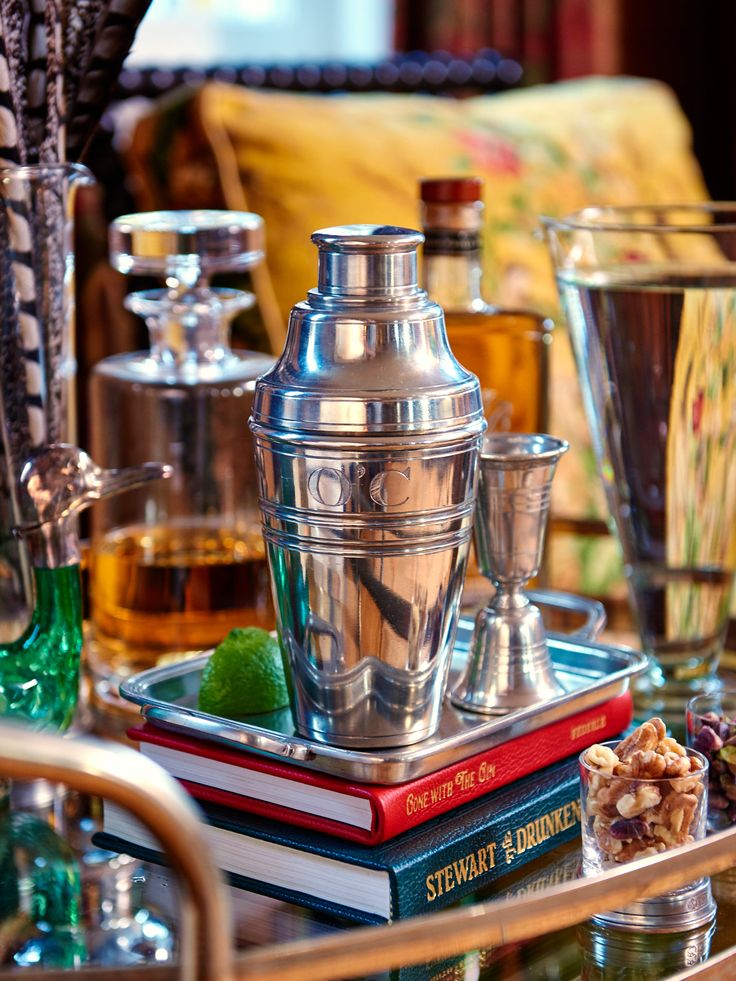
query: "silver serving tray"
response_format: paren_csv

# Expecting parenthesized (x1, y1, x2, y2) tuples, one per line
(121, 614, 648, 784)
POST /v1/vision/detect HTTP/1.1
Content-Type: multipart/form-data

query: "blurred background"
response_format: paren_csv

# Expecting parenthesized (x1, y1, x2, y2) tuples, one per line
(73, 0, 736, 636)
(124, 0, 735, 199)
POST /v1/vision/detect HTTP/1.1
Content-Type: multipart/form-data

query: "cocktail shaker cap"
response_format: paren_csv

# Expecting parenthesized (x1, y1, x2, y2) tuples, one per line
(251, 224, 484, 437)
(312, 224, 424, 298)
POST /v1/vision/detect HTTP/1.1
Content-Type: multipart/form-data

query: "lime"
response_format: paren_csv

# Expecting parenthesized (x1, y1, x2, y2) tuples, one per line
(197, 627, 290, 717)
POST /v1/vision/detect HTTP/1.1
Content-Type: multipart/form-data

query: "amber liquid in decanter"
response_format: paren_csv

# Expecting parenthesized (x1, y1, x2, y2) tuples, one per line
(90, 521, 272, 676)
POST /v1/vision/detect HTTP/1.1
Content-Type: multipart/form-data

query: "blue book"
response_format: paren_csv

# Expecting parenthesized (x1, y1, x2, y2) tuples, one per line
(95, 755, 581, 925)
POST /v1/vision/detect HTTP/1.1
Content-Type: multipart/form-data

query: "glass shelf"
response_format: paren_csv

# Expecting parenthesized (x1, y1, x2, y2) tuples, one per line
(2, 784, 736, 980)
(3, 678, 736, 980)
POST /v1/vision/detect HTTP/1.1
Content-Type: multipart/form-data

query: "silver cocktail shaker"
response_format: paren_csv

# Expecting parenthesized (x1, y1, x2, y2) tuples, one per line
(250, 225, 484, 747)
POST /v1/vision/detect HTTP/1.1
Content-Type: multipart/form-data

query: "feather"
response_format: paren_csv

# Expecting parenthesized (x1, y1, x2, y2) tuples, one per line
(40, 0, 64, 163)
(24, 0, 46, 162)
(0, 0, 27, 165)
(0, 0, 153, 481)
(65, 0, 152, 162)
(62, 0, 104, 134)
(0, 200, 32, 472)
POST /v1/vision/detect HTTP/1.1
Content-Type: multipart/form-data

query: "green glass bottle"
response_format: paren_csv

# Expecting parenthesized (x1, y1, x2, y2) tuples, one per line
(0, 567, 83, 731)
(0, 446, 169, 732)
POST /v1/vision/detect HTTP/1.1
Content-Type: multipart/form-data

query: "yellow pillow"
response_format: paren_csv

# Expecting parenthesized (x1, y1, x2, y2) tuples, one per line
(195, 75, 707, 325)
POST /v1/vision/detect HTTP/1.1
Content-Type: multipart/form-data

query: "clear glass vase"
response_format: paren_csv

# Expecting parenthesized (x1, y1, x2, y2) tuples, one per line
(0, 165, 167, 731)
(0, 163, 93, 729)
(0, 163, 93, 632)
(543, 205, 736, 716)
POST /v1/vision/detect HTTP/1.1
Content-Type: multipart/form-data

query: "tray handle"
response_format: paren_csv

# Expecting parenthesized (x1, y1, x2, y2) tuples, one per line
(144, 705, 317, 762)
(528, 588, 607, 642)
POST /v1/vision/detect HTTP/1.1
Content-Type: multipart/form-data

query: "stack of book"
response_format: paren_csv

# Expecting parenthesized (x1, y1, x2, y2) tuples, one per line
(97, 690, 632, 924)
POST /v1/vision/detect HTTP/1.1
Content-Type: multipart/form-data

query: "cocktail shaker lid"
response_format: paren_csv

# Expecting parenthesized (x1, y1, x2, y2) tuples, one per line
(252, 224, 484, 437)
(312, 224, 423, 298)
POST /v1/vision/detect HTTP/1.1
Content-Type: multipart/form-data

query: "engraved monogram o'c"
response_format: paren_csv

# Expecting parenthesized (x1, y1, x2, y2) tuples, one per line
(369, 467, 411, 507)
(306, 466, 353, 507)
(307, 465, 411, 509)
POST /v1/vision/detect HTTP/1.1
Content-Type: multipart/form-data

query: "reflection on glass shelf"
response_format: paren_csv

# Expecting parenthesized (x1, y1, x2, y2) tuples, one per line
(0, 786, 175, 970)
(578, 919, 715, 981)
(4, 785, 736, 978)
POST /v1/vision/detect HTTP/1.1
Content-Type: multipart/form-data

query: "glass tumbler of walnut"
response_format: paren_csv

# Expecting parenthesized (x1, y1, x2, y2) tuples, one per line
(579, 718, 708, 875)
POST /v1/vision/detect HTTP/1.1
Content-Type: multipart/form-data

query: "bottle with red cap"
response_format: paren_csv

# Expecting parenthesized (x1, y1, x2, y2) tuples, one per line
(419, 176, 551, 435)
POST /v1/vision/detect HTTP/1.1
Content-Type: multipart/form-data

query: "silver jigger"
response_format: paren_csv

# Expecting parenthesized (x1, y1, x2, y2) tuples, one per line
(451, 433, 569, 714)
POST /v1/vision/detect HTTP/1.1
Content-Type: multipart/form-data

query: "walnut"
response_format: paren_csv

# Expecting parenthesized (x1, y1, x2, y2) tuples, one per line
(616, 785, 662, 818)
(629, 750, 667, 779)
(642, 792, 698, 842)
(672, 793, 698, 840)
(615, 720, 664, 760)
(594, 823, 624, 857)
(651, 718, 668, 740)
(616, 839, 667, 863)
(586, 789, 615, 819)
(589, 777, 635, 818)
(663, 752, 691, 778)
(653, 823, 679, 846)
(658, 736, 687, 757)
(588, 773, 603, 794)
(612, 758, 633, 777)
(669, 807, 685, 835)
(669, 775, 705, 796)
(585, 743, 620, 772)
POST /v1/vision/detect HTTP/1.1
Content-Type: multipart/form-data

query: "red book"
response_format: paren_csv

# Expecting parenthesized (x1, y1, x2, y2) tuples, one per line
(129, 690, 632, 845)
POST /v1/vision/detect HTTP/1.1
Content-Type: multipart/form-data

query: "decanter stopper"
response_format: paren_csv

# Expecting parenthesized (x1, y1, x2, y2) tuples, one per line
(109, 209, 265, 282)
(450, 433, 568, 713)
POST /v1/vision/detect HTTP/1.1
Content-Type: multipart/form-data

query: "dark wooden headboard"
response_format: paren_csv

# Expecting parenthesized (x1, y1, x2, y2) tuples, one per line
(113, 48, 522, 99)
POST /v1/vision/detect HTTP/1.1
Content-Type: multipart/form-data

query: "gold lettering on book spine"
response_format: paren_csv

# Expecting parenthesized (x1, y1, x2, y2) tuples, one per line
(408, 710, 615, 820)
(405, 761, 497, 817)
(570, 714, 607, 741)
(516, 801, 581, 857)
(405, 778, 454, 816)
(424, 800, 582, 902)
(425, 843, 497, 902)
